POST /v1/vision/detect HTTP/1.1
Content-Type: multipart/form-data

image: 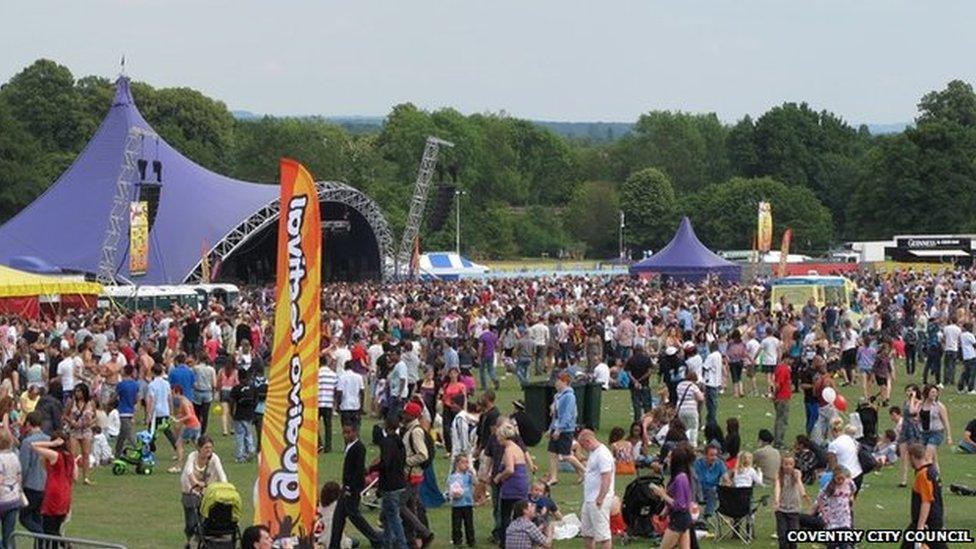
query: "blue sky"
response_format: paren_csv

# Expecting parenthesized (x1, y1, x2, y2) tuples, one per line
(2, 1, 974, 123)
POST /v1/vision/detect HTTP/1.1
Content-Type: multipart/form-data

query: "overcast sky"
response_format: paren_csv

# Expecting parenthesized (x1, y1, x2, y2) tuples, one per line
(2, 1, 974, 123)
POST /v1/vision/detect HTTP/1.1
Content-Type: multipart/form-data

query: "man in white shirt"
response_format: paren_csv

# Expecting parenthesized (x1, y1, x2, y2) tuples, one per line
(702, 341, 727, 426)
(335, 367, 365, 427)
(943, 318, 961, 387)
(401, 338, 421, 392)
(331, 338, 352, 374)
(317, 358, 338, 453)
(367, 335, 386, 373)
(386, 347, 409, 418)
(528, 318, 550, 376)
(592, 362, 611, 390)
(56, 348, 78, 401)
(745, 334, 762, 397)
(827, 426, 863, 491)
(760, 333, 781, 396)
(578, 430, 614, 548)
(958, 321, 976, 394)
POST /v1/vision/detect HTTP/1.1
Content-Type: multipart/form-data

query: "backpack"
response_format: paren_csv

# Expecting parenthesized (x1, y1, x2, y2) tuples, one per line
(857, 443, 877, 475)
(408, 426, 435, 471)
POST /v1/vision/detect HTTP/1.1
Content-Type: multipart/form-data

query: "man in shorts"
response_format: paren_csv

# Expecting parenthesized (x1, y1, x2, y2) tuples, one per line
(544, 374, 584, 484)
(578, 430, 614, 549)
(760, 331, 780, 397)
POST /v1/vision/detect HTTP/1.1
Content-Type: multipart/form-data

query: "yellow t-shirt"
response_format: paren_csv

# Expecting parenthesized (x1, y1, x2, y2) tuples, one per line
(20, 393, 39, 413)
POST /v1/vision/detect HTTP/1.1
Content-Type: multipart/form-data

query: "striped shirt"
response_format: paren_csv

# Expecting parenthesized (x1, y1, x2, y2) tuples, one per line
(318, 366, 337, 409)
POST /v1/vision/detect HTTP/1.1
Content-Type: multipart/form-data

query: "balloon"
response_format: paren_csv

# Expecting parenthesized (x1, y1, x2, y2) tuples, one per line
(822, 387, 837, 405)
(212, 403, 222, 416)
(835, 394, 848, 412)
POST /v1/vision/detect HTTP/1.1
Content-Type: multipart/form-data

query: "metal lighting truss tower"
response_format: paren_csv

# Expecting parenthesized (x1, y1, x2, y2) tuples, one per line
(396, 136, 454, 276)
(185, 181, 395, 283)
(97, 126, 156, 284)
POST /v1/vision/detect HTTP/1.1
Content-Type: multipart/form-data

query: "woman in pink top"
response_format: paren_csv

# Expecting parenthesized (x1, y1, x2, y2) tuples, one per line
(216, 357, 238, 436)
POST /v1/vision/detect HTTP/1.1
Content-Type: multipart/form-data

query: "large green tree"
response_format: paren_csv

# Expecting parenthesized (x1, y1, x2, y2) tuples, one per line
(917, 79, 976, 127)
(848, 80, 976, 238)
(621, 167, 677, 253)
(563, 181, 620, 257)
(230, 117, 353, 183)
(738, 102, 867, 235)
(0, 98, 50, 221)
(610, 111, 729, 193)
(0, 59, 92, 152)
(682, 176, 834, 253)
(131, 84, 236, 173)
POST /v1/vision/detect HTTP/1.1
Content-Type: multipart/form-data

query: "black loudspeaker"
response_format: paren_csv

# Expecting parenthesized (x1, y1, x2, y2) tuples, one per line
(152, 160, 162, 183)
(427, 184, 456, 232)
(137, 159, 148, 181)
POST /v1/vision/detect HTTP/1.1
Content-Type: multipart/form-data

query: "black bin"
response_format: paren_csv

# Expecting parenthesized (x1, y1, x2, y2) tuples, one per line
(522, 381, 556, 432)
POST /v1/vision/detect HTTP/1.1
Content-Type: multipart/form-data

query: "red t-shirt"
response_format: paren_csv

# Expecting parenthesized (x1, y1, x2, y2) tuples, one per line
(120, 345, 136, 366)
(774, 362, 792, 401)
(204, 338, 220, 362)
(41, 455, 75, 516)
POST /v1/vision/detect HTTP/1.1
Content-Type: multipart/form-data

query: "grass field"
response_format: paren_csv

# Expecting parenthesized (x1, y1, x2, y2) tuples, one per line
(61, 365, 976, 548)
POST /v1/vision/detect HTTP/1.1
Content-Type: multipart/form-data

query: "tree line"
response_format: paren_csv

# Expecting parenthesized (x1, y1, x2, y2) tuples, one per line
(1, 59, 974, 259)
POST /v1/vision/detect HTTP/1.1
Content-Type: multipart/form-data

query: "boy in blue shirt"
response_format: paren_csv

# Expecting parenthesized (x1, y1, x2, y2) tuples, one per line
(528, 480, 562, 527)
(114, 364, 140, 457)
(447, 454, 475, 547)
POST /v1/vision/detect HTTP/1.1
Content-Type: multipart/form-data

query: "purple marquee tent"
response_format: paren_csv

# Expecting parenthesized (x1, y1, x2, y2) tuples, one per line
(0, 76, 283, 284)
(629, 217, 741, 283)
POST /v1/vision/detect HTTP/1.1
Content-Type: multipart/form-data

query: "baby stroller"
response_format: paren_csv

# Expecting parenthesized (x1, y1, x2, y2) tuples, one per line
(621, 472, 666, 539)
(196, 482, 241, 548)
(111, 430, 157, 475)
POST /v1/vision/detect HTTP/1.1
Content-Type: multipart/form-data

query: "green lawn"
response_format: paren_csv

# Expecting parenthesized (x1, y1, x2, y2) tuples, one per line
(61, 365, 976, 548)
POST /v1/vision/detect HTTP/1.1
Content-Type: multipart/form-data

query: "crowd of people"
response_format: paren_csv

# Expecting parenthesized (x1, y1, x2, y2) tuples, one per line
(0, 268, 974, 548)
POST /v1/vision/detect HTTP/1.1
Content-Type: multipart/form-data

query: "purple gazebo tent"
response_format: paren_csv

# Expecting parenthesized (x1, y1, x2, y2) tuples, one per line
(0, 76, 279, 284)
(628, 217, 741, 283)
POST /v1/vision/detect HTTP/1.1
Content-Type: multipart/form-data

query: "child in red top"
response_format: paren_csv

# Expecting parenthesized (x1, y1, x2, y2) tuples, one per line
(32, 432, 77, 539)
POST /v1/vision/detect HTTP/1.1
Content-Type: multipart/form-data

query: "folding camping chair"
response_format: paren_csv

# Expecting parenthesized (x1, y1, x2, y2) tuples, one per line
(713, 485, 768, 544)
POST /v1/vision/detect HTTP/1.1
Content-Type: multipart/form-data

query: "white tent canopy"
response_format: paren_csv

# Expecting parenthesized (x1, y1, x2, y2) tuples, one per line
(419, 252, 489, 280)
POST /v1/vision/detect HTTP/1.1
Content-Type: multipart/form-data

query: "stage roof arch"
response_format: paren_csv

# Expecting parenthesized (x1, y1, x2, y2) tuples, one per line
(0, 76, 392, 284)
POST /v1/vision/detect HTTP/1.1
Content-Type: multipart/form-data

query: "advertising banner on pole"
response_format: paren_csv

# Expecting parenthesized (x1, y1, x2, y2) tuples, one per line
(129, 201, 149, 276)
(757, 201, 773, 253)
(778, 228, 793, 278)
(255, 159, 321, 546)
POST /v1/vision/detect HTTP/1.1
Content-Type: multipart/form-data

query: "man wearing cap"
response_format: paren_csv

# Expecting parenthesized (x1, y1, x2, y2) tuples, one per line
(684, 341, 703, 382)
(400, 401, 434, 547)
(660, 344, 683, 405)
(511, 399, 542, 447)
(544, 373, 584, 485)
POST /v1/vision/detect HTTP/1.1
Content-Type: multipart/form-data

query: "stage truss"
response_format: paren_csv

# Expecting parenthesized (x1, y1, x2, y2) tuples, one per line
(184, 181, 394, 283)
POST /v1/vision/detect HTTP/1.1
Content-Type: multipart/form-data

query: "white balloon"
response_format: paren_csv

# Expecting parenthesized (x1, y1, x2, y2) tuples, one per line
(822, 387, 837, 404)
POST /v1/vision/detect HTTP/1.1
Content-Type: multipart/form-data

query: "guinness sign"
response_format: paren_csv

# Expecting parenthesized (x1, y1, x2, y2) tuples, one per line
(895, 237, 970, 250)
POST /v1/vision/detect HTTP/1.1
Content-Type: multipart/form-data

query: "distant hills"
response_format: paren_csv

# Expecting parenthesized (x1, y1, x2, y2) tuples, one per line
(230, 110, 908, 142)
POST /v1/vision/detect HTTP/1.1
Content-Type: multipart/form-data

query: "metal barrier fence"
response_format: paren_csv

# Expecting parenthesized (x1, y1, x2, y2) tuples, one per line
(10, 531, 127, 548)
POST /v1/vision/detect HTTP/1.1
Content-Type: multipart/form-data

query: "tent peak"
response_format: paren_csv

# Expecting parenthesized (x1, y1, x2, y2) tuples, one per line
(112, 75, 134, 107)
